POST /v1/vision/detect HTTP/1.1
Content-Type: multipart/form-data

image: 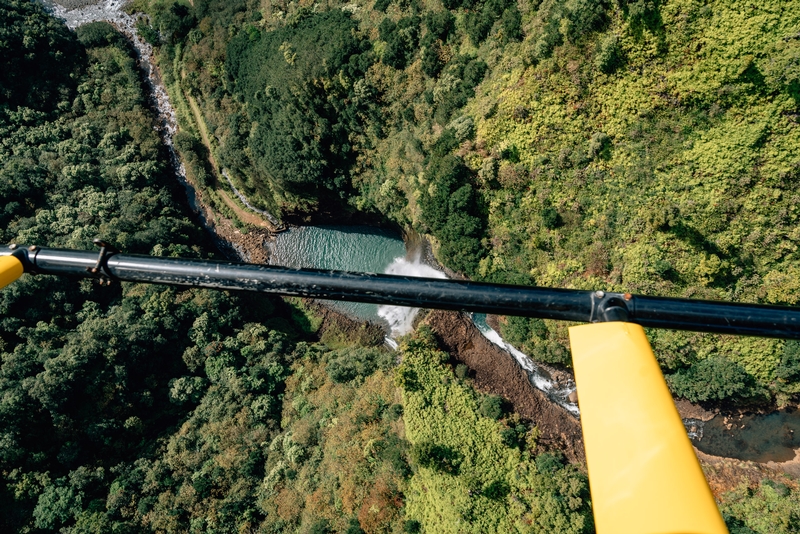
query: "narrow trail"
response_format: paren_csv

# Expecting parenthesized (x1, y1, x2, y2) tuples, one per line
(40, 0, 281, 236)
(184, 92, 275, 229)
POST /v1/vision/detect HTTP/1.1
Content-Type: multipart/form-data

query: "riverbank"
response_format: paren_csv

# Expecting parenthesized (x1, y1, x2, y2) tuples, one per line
(40, 0, 800, 482)
(426, 309, 586, 464)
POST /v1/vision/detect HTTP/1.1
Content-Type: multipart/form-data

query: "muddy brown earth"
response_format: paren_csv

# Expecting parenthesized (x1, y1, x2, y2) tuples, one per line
(425, 309, 586, 464)
(213, 219, 272, 264)
(205, 208, 800, 494)
(696, 448, 800, 498)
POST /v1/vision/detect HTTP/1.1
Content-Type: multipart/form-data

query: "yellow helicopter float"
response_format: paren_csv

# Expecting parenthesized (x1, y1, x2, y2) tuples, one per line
(2, 239, 798, 534)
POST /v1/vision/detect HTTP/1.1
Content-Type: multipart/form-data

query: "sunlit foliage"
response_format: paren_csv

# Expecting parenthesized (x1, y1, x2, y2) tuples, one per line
(397, 327, 593, 533)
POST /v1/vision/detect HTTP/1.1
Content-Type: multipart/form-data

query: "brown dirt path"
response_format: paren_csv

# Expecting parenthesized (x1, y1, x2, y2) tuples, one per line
(185, 92, 275, 230)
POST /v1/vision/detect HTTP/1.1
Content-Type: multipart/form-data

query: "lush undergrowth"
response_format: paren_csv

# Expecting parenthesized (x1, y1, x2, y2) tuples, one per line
(0, 5, 395, 532)
(3, 0, 800, 531)
(134, 0, 800, 409)
(397, 327, 593, 533)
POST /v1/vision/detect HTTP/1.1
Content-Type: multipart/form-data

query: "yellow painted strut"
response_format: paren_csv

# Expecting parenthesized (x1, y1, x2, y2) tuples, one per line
(0, 255, 23, 290)
(569, 322, 728, 534)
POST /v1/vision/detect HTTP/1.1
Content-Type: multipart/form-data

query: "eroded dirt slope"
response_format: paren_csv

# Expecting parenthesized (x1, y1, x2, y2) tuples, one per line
(426, 309, 586, 464)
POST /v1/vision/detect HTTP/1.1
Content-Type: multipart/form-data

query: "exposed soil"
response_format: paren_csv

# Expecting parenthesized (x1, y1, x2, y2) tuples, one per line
(696, 448, 800, 499)
(485, 314, 577, 389)
(213, 219, 272, 264)
(425, 309, 586, 465)
(675, 399, 718, 422)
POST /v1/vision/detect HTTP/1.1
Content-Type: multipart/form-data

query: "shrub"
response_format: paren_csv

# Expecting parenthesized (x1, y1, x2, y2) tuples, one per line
(588, 131, 612, 159)
(565, 0, 607, 42)
(381, 16, 421, 69)
(463, 59, 488, 86)
(384, 403, 404, 421)
(500, 6, 522, 43)
(409, 442, 462, 473)
(424, 11, 455, 40)
(76, 21, 125, 49)
(309, 519, 332, 534)
(326, 348, 392, 383)
(500, 427, 518, 447)
(535, 452, 564, 474)
(421, 42, 444, 77)
(455, 363, 469, 379)
(464, 11, 492, 46)
(595, 34, 623, 73)
(479, 395, 503, 419)
(374, 0, 392, 12)
(776, 341, 800, 382)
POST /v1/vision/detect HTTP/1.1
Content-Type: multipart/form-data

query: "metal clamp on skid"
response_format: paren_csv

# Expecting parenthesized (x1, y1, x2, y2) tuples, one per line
(589, 290, 633, 323)
(87, 239, 118, 286)
(6, 244, 36, 273)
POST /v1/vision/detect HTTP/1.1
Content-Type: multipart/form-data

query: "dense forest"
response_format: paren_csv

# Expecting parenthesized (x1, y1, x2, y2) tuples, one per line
(2, 0, 800, 532)
(139, 0, 800, 410)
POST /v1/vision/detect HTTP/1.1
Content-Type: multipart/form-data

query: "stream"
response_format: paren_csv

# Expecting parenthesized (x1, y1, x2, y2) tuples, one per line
(39, 0, 800, 465)
(687, 411, 800, 463)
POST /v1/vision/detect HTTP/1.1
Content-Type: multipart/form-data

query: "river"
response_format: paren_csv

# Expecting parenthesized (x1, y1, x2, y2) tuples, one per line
(38, 0, 800, 466)
(266, 225, 580, 414)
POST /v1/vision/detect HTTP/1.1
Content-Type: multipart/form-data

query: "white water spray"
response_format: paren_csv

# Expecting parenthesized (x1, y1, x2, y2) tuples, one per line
(377, 243, 580, 415)
(377, 251, 447, 337)
(471, 316, 579, 415)
(37, 0, 584, 418)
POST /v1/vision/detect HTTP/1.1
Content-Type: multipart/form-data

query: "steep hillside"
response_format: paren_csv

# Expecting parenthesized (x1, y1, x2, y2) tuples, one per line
(3, 0, 799, 531)
(141, 0, 800, 410)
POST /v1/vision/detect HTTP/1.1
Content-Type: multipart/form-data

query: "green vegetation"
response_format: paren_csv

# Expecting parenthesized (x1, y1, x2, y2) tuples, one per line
(4, 0, 800, 530)
(719, 480, 800, 534)
(146, 0, 800, 404)
(0, 0, 82, 111)
(259, 342, 408, 533)
(0, 3, 288, 530)
(0, 7, 598, 532)
(151, 0, 800, 407)
(225, 10, 374, 202)
(397, 327, 593, 533)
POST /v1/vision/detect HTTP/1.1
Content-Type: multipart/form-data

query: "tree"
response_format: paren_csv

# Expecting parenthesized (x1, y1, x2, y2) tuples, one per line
(667, 357, 759, 403)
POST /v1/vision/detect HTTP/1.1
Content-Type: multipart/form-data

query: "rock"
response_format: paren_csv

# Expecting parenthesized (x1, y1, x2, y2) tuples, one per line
(568, 391, 579, 404)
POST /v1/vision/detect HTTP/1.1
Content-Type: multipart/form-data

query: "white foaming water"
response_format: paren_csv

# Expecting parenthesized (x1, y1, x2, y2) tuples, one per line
(471, 315, 580, 416)
(377, 253, 447, 336)
(41, 0, 579, 416)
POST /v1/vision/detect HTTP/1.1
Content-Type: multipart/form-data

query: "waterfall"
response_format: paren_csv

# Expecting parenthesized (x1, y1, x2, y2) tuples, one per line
(471, 314, 580, 416)
(377, 251, 448, 336)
